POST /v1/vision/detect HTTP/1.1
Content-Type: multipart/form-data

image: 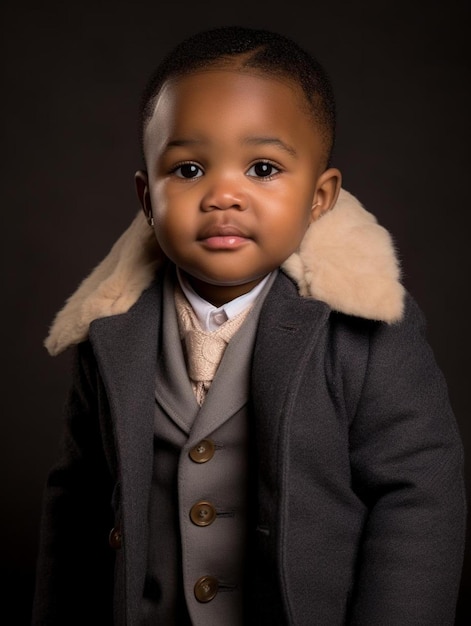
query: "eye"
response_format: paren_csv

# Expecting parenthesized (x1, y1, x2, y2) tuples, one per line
(247, 161, 280, 179)
(172, 162, 203, 179)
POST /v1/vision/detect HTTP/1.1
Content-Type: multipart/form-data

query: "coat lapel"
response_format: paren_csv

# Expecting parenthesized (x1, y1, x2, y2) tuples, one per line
(88, 277, 163, 623)
(251, 271, 330, 526)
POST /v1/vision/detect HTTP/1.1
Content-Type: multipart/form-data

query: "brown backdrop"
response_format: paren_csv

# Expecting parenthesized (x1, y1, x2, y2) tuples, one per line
(2, 0, 469, 623)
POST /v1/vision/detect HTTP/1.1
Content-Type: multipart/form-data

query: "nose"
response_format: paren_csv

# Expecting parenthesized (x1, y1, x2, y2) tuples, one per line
(200, 175, 247, 212)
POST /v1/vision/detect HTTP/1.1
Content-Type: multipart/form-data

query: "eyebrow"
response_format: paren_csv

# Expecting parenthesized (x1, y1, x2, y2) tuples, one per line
(165, 136, 298, 157)
(242, 136, 298, 157)
(165, 139, 201, 150)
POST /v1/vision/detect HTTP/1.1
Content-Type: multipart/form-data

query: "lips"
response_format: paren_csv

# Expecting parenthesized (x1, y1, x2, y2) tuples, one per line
(198, 222, 252, 250)
(198, 222, 250, 240)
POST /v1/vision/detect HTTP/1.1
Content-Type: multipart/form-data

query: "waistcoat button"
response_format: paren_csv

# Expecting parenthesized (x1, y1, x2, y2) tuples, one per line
(189, 439, 215, 463)
(190, 501, 217, 526)
(194, 575, 219, 602)
(108, 526, 122, 549)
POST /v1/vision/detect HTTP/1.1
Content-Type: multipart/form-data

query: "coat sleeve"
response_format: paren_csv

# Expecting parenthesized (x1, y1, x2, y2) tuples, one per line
(31, 341, 116, 626)
(346, 294, 466, 625)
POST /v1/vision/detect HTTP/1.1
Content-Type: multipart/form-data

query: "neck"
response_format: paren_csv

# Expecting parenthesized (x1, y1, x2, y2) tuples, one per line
(183, 273, 268, 307)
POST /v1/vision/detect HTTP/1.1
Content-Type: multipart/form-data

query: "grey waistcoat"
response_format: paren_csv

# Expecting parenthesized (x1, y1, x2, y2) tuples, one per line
(141, 270, 277, 625)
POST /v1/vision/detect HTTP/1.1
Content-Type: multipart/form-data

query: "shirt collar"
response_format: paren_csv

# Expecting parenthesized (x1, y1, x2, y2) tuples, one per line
(176, 268, 272, 332)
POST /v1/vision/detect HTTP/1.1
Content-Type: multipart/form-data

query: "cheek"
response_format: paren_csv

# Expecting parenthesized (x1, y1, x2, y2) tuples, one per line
(284, 215, 312, 251)
(151, 186, 180, 231)
(267, 196, 313, 240)
(151, 182, 197, 222)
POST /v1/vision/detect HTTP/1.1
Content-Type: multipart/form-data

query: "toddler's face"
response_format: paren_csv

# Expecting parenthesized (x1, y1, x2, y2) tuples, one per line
(137, 69, 340, 305)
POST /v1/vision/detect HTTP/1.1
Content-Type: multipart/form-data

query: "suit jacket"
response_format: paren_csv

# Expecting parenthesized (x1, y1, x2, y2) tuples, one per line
(32, 189, 466, 625)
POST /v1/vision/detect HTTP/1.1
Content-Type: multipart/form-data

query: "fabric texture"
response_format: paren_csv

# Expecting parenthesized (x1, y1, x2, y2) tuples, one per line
(174, 284, 253, 404)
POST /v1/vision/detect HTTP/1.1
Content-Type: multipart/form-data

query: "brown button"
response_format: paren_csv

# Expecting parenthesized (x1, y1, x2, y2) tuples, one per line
(190, 501, 217, 526)
(189, 439, 215, 463)
(109, 526, 122, 549)
(194, 575, 218, 602)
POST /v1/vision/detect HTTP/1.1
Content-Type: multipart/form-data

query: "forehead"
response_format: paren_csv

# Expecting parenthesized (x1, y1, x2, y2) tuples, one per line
(143, 69, 322, 158)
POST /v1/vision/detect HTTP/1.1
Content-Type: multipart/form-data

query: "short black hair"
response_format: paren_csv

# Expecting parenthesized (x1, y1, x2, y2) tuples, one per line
(139, 25, 336, 166)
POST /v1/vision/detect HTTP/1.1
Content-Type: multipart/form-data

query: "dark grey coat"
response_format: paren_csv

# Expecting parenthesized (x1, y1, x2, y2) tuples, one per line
(32, 269, 466, 625)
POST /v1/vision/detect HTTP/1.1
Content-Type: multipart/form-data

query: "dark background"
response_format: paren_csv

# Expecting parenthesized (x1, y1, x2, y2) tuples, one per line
(2, 0, 469, 623)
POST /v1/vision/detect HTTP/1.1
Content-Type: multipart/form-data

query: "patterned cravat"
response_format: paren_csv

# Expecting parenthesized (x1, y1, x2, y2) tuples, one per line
(174, 285, 252, 405)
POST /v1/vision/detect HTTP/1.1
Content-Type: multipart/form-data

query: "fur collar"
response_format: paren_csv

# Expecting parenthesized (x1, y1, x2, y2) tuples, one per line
(44, 188, 405, 356)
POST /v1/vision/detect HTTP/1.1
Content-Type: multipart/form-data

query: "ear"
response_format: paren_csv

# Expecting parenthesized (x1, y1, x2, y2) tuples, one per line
(310, 167, 342, 222)
(135, 170, 153, 225)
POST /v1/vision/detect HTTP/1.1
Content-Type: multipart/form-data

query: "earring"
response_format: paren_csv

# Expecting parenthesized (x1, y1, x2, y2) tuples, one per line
(147, 215, 154, 227)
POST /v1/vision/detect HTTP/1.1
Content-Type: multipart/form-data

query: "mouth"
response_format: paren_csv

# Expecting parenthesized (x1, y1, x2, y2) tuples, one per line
(198, 223, 252, 250)
(198, 223, 250, 239)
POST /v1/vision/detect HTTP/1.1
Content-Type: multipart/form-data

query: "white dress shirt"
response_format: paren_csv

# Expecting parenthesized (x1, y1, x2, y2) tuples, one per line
(176, 269, 272, 332)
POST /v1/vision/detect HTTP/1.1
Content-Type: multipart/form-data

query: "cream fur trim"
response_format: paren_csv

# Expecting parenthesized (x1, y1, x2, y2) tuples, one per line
(44, 215, 163, 356)
(282, 188, 405, 324)
(44, 188, 404, 356)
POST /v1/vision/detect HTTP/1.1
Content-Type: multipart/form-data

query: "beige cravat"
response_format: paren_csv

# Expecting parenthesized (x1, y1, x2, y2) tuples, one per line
(174, 285, 252, 405)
